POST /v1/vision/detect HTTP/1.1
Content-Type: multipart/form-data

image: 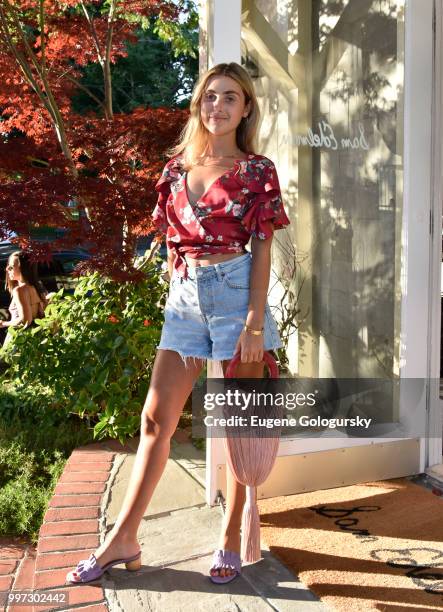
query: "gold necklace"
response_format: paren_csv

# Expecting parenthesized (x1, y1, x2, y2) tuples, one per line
(203, 154, 240, 158)
(195, 152, 245, 168)
(200, 151, 244, 159)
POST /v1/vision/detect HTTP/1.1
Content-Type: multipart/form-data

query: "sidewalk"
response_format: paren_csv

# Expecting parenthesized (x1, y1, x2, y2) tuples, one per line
(22, 434, 330, 612)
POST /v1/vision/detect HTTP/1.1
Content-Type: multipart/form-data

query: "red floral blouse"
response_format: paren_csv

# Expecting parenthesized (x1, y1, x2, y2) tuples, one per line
(152, 152, 290, 279)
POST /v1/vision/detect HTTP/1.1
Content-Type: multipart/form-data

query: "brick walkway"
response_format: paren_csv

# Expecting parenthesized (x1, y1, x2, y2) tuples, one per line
(0, 535, 33, 606)
(0, 430, 194, 612)
(0, 428, 329, 611)
(0, 439, 138, 612)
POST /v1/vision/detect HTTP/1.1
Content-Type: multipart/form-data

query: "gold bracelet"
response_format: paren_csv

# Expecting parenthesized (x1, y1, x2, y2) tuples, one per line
(243, 324, 264, 336)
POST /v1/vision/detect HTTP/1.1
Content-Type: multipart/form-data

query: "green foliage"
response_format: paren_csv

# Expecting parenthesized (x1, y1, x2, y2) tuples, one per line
(0, 444, 60, 543)
(0, 254, 167, 445)
(0, 392, 94, 542)
(192, 437, 205, 451)
(0, 381, 94, 449)
(72, 10, 199, 115)
(153, 3, 199, 59)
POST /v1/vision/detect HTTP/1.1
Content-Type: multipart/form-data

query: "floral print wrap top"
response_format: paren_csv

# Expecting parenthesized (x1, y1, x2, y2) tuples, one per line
(152, 153, 290, 279)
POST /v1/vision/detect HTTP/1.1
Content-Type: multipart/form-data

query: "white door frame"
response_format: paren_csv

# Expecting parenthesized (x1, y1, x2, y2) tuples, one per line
(202, 0, 242, 505)
(427, 0, 443, 467)
(203, 0, 439, 504)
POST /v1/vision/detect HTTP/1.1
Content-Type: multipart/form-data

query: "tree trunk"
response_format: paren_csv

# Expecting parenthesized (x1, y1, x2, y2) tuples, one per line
(103, 0, 116, 120)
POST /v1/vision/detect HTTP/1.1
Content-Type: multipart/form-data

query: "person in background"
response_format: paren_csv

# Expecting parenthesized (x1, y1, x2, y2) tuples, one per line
(0, 250, 47, 346)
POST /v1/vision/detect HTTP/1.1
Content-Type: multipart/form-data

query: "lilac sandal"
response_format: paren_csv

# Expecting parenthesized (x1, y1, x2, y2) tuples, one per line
(66, 550, 141, 584)
(209, 549, 241, 584)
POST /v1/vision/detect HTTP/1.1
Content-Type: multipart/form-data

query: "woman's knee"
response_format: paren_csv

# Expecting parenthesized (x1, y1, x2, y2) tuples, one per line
(140, 404, 177, 441)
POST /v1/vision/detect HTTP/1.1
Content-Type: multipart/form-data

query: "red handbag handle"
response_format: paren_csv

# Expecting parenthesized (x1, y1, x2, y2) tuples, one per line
(225, 350, 279, 378)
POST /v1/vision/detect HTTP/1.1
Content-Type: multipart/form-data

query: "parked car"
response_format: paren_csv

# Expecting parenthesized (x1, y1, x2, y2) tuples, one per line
(136, 235, 167, 260)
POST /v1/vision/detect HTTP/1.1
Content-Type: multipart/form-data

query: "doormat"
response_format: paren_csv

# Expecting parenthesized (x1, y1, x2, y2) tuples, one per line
(257, 478, 443, 611)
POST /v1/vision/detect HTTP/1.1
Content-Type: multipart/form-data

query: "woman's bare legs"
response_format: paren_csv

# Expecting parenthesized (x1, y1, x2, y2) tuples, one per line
(70, 349, 204, 576)
(210, 358, 265, 578)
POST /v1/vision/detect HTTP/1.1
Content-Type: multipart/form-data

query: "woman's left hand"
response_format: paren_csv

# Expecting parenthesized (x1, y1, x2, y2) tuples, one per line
(234, 329, 264, 363)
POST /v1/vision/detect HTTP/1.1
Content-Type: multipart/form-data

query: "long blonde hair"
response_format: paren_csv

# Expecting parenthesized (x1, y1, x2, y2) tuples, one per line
(166, 62, 260, 170)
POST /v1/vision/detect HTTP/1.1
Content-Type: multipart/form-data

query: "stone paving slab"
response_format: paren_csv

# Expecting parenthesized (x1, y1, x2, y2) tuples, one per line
(105, 554, 322, 612)
(105, 554, 275, 612)
(104, 459, 328, 612)
(106, 450, 206, 525)
(0, 436, 330, 612)
(124, 505, 221, 569)
(169, 439, 206, 487)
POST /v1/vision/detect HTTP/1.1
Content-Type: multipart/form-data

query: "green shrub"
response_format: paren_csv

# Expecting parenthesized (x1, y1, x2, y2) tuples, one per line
(0, 381, 68, 429)
(0, 253, 167, 445)
(0, 406, 94, 542)
(0, 439, 63, 542)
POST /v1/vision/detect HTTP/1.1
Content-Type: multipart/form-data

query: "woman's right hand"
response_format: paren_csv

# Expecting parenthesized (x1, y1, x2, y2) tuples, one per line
(234, 328, 264, 364)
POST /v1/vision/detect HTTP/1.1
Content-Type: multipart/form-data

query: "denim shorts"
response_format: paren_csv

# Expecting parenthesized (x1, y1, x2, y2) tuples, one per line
(157, 252, 283, 367)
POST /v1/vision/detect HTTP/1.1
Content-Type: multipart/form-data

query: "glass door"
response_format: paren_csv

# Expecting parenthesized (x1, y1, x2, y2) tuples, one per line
(205, 0, 436, 501)
(243, 0, 409, 378)
(203, 0, 437, 503)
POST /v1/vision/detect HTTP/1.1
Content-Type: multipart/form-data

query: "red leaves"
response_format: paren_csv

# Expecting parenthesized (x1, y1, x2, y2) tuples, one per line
(0, 1, 187, 281)
(0, 105, 187, 280)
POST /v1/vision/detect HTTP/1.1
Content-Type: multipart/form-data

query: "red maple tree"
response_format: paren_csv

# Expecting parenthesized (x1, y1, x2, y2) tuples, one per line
(0, 0, 188, 280)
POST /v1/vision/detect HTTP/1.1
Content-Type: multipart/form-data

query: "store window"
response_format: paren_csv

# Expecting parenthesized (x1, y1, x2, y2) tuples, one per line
(241, 0, 405, 383)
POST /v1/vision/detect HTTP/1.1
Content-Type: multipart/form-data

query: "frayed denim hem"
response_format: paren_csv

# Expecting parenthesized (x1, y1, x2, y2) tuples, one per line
(157, 346, 209, 369)
(157, 344, 283, 368)
(211, 344, 282, 362)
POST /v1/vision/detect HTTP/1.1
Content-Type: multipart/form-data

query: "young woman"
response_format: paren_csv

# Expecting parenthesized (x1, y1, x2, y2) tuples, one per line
(66, 62, 290, 585)
(1, 251, 47, 346)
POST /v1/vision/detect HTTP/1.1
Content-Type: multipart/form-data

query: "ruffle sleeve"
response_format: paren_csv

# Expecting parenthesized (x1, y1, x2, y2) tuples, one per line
(238, 159, 290, 240)
(152, 189, 169, 235)
(151, 156, 182, 235)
